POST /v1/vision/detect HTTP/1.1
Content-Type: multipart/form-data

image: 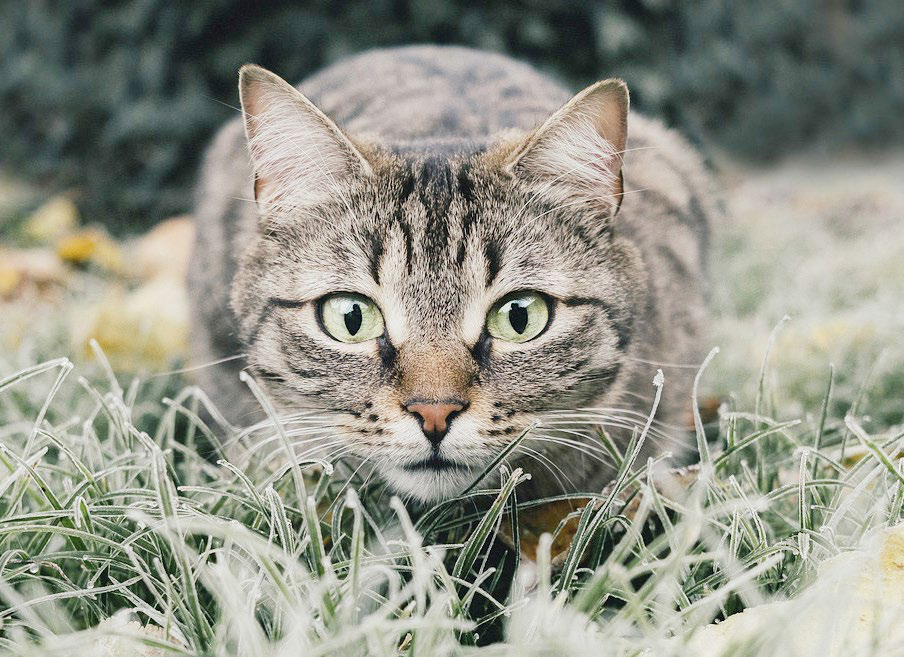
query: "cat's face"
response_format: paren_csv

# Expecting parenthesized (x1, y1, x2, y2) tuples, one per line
(231, 66, 640, 501)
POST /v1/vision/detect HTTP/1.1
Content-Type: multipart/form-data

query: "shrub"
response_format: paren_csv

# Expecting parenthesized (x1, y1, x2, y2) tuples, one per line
(1, 0, 901, 231)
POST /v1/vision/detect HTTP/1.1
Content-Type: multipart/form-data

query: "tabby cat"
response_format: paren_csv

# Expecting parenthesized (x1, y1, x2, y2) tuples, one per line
(188, 46, 716, 502)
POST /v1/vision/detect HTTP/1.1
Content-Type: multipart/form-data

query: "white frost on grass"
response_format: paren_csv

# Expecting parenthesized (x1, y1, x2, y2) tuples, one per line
(684, 523, 904, 657)
(1, 157, 904, 656)
(711, 154, 904, 422)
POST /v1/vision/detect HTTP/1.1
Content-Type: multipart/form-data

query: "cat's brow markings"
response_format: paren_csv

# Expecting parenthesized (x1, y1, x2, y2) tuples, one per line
(417, 157, 455, 259)
(483, 241, 502, 287)
(364, 225, 384, 285)
(392, 167, 417, 273)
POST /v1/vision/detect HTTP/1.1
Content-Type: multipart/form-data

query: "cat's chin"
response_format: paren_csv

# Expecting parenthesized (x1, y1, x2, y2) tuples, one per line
(381, 461, 478, 503)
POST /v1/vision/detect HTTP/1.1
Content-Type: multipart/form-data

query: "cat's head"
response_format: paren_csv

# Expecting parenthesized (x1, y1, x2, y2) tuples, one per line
(231, 65, 643, 501)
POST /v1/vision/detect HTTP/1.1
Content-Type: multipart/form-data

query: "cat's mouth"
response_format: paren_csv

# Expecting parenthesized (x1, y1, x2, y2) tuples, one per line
(401, 454, 471, 473)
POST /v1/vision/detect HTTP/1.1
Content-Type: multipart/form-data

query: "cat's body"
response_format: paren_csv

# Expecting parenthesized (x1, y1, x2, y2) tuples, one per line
(189, 46, 716, 502)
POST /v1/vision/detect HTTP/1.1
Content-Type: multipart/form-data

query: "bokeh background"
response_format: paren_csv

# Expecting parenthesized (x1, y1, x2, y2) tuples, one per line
(1, 0, 902, 231)
(1, 0, 903, 432)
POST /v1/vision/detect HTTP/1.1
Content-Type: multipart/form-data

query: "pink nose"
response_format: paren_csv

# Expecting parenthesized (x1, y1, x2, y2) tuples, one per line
(405, 400, 467, 446)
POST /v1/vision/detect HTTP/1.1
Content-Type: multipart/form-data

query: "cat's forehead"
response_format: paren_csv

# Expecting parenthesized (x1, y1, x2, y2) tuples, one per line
(272, 149, 609, 309)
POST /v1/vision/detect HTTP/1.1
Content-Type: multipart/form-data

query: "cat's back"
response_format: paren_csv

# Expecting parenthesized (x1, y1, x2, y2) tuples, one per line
(297, 45, 570, 144)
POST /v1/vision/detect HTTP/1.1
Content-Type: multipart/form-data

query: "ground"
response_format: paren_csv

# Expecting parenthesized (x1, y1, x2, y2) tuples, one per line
(0, 153, 902, 656)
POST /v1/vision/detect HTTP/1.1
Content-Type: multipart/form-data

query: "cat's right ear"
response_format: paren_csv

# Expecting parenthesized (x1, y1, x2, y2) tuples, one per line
(238, 64, 372, 210)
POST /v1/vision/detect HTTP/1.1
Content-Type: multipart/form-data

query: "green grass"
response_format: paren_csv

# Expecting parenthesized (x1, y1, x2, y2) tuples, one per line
(2, 156, 903, 655)
(0, 338, 902, 656)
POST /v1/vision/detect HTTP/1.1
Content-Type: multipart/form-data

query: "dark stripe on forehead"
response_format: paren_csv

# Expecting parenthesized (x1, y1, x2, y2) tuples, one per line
(397, 163, 416, 200)
(457, 162, 478, 268)
(484, 241, 501, 287)
(391, 137, 489, 157)
(396, 218, 413, 272)
(418, 156, 454, 257)
(395, 162, 416, 272)
(366, 225, 384, 284)
(418, 157, 455, 216)
(456, 161, 475, 203)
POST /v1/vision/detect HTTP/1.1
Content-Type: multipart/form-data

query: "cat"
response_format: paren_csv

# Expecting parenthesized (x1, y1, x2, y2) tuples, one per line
(188, 45, 716, 503)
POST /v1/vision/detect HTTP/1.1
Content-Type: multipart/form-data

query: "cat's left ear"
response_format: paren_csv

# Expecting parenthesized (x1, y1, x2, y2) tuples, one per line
(239, 64, 372, 210)
(504, 79, 629, 218)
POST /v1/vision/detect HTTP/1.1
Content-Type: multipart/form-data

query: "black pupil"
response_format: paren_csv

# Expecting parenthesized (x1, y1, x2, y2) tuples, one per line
(508, 301, 529, 334)
(344, 303, 363, 335)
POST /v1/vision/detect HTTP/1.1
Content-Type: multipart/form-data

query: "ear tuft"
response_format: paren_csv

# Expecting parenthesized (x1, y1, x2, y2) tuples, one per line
(506, 79, 630, 218)
(238, 64, 371, 211)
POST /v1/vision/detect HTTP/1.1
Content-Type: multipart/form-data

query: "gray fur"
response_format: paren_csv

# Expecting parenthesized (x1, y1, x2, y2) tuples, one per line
(189, 46, 717, 502)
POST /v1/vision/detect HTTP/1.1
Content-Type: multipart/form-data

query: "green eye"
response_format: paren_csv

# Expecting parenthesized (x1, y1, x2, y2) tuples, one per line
(486, 292, 550, 343)
(319, 293, 384, 343)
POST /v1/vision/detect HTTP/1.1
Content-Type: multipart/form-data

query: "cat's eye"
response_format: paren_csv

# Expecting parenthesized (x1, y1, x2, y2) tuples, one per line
(319, 293, 384, 343)
(486, 292, 550, 343)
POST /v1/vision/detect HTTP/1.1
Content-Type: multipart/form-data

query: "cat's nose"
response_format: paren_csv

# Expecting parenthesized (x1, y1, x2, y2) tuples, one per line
(404, 400, 467, 446)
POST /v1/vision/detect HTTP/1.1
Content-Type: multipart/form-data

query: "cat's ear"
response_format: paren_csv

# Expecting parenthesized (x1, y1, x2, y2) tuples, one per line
(238, 64, 372, 209)
(504, 79, 629, 218)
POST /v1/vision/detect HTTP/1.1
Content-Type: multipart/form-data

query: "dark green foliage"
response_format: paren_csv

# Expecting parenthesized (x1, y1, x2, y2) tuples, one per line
(1, 0, 901, 232)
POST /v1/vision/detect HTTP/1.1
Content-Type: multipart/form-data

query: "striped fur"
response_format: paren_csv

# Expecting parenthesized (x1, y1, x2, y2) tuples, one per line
(188, 46, 717, 502)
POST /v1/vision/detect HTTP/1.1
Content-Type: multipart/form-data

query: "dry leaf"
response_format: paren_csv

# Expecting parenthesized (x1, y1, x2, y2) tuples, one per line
(0, 247, 68, 298)
(57, 228, 124, 273)
(499, 465, 700, 566)
(21, 195, 79, 243)
(681, 523, 904, 656)
(0, 266, 22, 297)
(127, 215, 194, 280)
(73, 276, 189, 371)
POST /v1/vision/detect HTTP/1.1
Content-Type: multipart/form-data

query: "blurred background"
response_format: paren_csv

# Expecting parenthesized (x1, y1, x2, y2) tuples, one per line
(1, 0, 903, 429)
(1, 0, 902, 232)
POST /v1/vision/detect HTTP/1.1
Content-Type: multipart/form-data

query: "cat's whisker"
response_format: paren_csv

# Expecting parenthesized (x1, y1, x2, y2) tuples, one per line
(148, 353, 247, 378)
(513, 445, 578, 494)
(269, 435, 347, 458)
(236, 428, 340, 461)
(539, 414, 671, 434)
(233, 413, 337, 436)
(524, 434, 616, 467)
(529, 429, 618, 457)
(260, 440, 353, 472)
(549, 410, 691, 433)
(321, 454, 373, 519)
(227, 420, 336, 446)
(541, 406, 687, 431)
(539, 417, 678, 445)
(528, 422, 611, 446)
(548, 427, 682, 453)
(623, 355, 707, 369)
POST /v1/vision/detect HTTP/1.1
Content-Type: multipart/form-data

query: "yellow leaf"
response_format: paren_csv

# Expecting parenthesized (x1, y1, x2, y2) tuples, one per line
(22, 196, 79, 243)
(128, 215, 194, 280)
(0, 267, 22, 297)
(56, 228, 123, 273)
(73, 276, 189, 371)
